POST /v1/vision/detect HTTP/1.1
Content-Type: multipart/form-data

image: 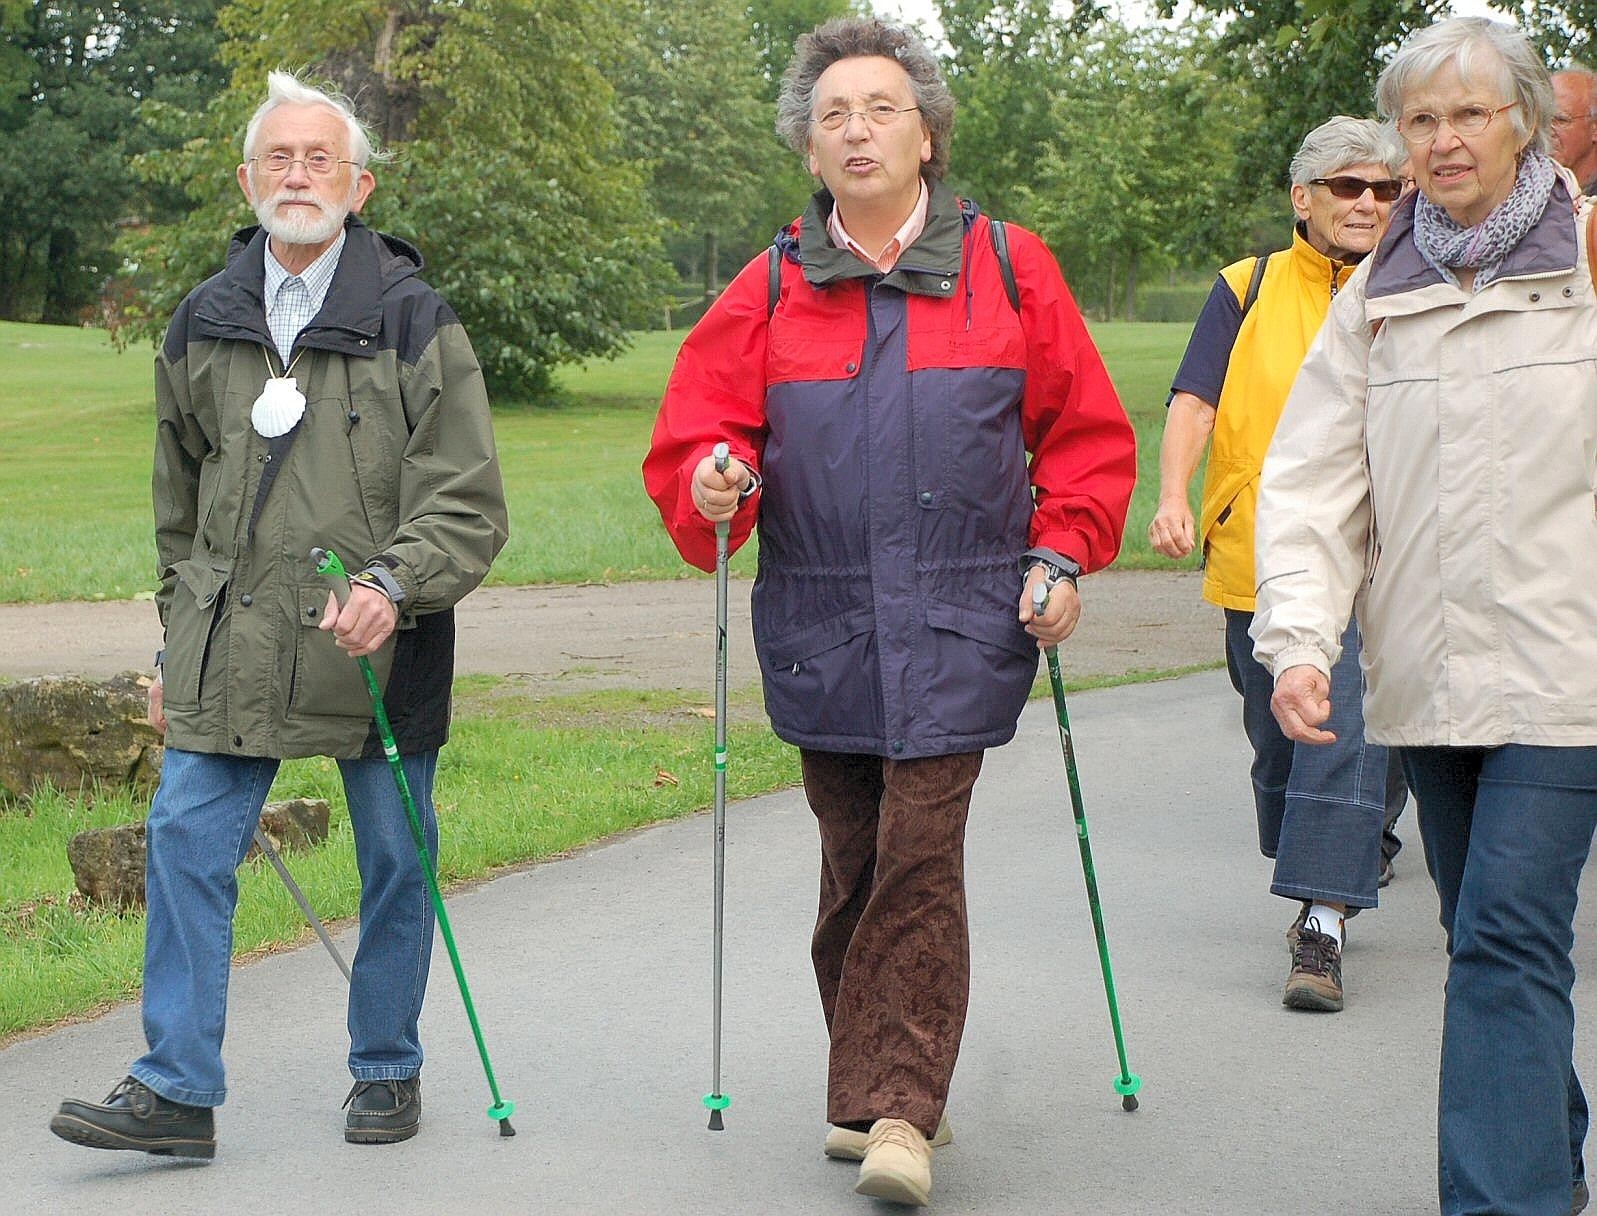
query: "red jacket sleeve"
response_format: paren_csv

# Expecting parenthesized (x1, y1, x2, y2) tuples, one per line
(1008, 225, 1137, 572)
(642, 252, 773, 573)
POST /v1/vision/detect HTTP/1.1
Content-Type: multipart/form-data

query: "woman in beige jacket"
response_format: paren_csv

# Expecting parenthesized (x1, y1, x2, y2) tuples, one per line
(1251, 17, 1597, 1216)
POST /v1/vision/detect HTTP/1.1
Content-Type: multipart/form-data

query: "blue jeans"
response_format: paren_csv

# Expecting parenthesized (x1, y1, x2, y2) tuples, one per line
(1402, 746, 1596, 1216)
(1226, 610, 1404, 908)
(130, 748, 438, 1107)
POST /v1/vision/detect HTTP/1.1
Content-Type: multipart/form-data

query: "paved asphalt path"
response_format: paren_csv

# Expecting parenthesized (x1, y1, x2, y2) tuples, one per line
(8, 670, 1597, 1214)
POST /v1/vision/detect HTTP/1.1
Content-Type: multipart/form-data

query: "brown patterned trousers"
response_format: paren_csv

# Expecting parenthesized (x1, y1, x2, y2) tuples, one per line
(800, 748, 985, 1140)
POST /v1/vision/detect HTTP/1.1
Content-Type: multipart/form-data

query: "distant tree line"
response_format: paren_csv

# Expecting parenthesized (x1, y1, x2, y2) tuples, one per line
(0, 0, 1589, 398)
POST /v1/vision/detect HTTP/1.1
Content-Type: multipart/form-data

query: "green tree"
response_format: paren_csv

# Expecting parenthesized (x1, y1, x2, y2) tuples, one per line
(0, 1, 224, 322)
(1166, 0, 1449, 189)
(1503, 2, 1597, 61)
(123, 0, 669, 401)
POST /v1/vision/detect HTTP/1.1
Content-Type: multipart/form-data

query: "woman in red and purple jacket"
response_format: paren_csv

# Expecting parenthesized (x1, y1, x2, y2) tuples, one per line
(643, 16, 1135, 1208)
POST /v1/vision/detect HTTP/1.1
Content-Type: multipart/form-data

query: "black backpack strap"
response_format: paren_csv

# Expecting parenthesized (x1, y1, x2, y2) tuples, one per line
(988, 218, 1021, 315)
(1241, 251, 1270, 318)
(767, 244, 782, 319)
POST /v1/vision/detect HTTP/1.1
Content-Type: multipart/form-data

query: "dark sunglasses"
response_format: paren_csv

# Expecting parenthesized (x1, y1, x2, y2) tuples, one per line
(1310, 176, 1404, 202)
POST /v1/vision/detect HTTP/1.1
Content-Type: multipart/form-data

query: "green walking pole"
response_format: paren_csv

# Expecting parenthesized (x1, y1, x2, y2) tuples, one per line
(1033, 582, 1142, 1112)
(311, 547, 517, 1137)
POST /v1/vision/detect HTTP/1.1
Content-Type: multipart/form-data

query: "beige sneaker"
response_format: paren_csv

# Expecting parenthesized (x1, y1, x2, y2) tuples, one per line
(854, 1118, 933, 1207)
(825, 1114, 952, 1160)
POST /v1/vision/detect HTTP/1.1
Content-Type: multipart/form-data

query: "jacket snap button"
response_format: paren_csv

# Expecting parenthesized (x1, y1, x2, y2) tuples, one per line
(1529, 291, 1541, 302)
(358, 338, 369, 346)
(240, 594, 253, 607)
(845, 361, 857, 373)
(1564, 287, 1575, 298)
(919, 490, 934, 505)
(791, 662, 801, 675)
(347, 409, 360, 423)
(233, 734, 243, 747)
(305, 605, 317, 618)
(891, 741, 905, 755)
(940, 280, 951, 290)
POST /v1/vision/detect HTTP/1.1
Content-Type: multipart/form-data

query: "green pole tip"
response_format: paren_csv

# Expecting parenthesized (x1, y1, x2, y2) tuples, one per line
(701, 1092, 731, 1111)
(488, 1100, 516, 1136)
(1114, 1074, 1142, 1110)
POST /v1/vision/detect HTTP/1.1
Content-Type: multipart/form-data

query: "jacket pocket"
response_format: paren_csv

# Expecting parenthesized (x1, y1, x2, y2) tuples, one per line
(921, 597, 1037, 737)
(162, 559, 231, 710)
(760, 606, 882, 740)
(287, 585, 396, 720)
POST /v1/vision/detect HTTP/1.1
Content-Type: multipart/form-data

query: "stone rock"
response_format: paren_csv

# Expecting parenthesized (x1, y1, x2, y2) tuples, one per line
(0, 673, 162, 803)
(66, 798, 333, 911)
(247, 798, 331, 858)
(65, 821, 148, 911)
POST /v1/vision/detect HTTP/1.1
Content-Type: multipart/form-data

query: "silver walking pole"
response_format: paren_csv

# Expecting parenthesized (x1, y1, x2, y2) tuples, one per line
(703, 441, 732, 1130)
(253, 827, 352, 982)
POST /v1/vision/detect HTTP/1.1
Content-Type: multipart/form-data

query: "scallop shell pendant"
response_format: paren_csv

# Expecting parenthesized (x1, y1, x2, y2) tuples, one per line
(251, 376, 306, 438)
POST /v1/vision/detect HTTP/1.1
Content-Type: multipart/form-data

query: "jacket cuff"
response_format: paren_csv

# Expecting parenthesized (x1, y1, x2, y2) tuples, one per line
(1268, 644, 1333, 681)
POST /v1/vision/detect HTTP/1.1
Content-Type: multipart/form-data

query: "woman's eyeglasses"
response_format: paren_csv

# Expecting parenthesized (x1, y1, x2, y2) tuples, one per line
(1309, 176, 1405, 202)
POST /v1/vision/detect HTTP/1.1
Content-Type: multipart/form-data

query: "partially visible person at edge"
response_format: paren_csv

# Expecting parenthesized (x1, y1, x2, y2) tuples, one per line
(1552, 65, 1597, 194)
(643, 16, 1134, 1209)
(1148, 116, 1410, 1015)
(1254, 18, 1596, 1216)
(47, 71, 508, 1159)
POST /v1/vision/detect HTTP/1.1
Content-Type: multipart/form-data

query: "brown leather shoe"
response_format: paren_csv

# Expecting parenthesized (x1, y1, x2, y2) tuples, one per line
(50, 1076, 215, 1159)
(1283, 918, 1345, 1012)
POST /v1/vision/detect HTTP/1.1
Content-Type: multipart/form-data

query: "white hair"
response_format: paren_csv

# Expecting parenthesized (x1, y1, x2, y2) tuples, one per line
(243, 70, 380, 168)
(1289, 116, 1406, 185)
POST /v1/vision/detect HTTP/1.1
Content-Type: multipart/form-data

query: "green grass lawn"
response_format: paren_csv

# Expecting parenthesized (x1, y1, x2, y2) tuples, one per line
(0, 318, 1197, 604)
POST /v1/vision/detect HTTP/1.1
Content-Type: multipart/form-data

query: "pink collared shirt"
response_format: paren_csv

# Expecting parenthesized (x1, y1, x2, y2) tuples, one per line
(827, 180, 930, 273)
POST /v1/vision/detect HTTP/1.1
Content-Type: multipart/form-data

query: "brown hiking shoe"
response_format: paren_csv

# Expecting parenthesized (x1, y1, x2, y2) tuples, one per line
(855, 1118, 933, 1206)
(1283, 917, 1344, 1012)
(825, 1113, 951, 1160)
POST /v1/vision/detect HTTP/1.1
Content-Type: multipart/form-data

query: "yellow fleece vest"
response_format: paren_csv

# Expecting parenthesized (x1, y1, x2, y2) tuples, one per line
(1199, 227, 1355, 610)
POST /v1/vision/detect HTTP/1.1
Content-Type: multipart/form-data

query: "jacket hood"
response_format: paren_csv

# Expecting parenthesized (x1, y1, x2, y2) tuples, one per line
(775, 177, 981, 301)
(182, 216, 424, 362)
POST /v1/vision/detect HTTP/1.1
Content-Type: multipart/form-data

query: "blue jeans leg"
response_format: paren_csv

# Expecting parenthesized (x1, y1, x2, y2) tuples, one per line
(1225, 610, 1391, 908)
(338, 751, 437, 1080)
(1401, 745, 1597, 1216)
(131, 749, 280, 1107)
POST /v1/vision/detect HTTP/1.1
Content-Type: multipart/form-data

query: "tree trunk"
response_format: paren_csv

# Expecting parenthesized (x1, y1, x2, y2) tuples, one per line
(703, 230, 719, 303)
(1105, 256, 1117, 321)
(41, 227, 80, 326)
(1124, 250, 1138, 322)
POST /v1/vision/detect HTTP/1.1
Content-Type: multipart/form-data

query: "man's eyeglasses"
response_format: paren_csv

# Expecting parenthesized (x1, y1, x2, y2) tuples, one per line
(1397, 101, 1519, 145)
(1552, 111, 1597, 128)
(815, 104, 920, 132)
(250, 152, 359, 177)
(1309, 176, 1405, 202)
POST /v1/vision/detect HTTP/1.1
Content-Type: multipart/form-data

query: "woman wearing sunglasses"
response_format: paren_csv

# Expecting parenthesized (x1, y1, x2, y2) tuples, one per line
(1150, 115, 1408, 1014)
(1254, 17, 1597, 1216)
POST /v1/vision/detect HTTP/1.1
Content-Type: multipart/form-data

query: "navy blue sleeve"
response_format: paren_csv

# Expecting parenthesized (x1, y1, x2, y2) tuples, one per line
(1168, 274, 1243, 408)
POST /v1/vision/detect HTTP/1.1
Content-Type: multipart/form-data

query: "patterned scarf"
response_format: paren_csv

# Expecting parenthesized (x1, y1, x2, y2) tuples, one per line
(1412, 149, 1557, 289)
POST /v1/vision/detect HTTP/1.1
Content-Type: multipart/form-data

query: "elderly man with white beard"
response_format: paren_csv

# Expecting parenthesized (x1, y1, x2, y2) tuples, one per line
(47, 71, 506, 1160)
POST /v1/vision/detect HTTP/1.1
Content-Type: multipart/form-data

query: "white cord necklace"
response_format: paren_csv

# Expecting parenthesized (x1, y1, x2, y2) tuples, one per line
(252, 345, 309, 438)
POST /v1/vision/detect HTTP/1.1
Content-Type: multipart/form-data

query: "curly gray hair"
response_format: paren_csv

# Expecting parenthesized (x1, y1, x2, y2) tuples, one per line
(774, 17, 954, 180)
(1375, 17, 1553, 155)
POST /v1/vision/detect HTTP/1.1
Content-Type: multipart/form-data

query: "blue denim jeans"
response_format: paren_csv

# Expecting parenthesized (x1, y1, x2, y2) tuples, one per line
(1226, 610, 1404, 908)
(1402, 745, 1597, 1216)
(129, 748, 438, 1107)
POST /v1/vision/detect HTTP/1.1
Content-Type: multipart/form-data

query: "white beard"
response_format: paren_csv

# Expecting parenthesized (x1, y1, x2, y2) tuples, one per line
(255, 188, 350, 246)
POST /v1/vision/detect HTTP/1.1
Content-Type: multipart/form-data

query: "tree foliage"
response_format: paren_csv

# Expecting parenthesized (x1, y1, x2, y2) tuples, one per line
(121, 0, 670, 401)
(0, 1, 224, 322)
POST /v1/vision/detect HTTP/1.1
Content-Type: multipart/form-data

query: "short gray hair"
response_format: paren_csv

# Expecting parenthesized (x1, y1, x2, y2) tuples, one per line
(243, 70, 382, 168)
(774, 17, 955, 180)
(1375, 17, 1553, 155)
(1288, 116, 1405, 186)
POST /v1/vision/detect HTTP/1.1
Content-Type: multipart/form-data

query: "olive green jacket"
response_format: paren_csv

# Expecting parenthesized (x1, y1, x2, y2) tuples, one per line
(153, 217, 508, 759)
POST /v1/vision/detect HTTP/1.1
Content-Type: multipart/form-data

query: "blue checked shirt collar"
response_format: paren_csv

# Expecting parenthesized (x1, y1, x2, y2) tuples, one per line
(263, 230, 346, 366)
